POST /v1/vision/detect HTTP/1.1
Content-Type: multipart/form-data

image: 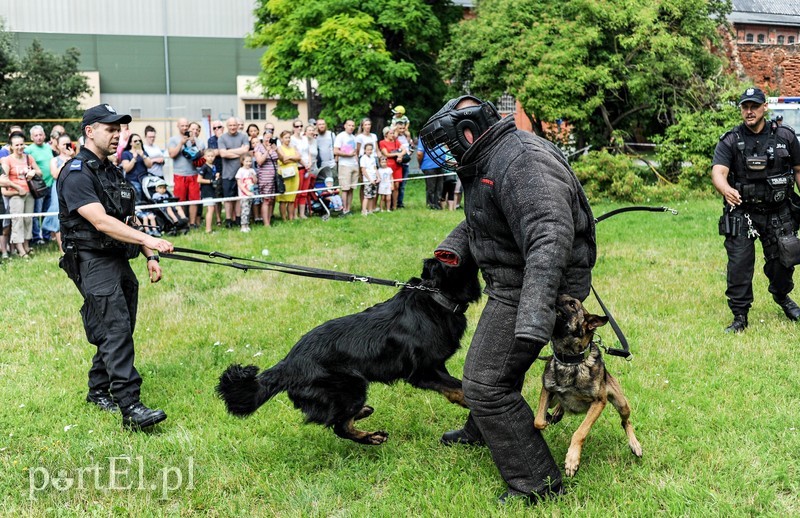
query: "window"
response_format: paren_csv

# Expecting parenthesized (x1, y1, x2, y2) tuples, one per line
(790, 36, 796, 44)
(757, 34, 765, 43)
(778, 35, 785, 45)
(746, 33, 753, 42)
(245, 103, 268, 120)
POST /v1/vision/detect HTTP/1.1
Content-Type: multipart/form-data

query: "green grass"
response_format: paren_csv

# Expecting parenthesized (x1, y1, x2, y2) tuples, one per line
(1, 182, 798, 516)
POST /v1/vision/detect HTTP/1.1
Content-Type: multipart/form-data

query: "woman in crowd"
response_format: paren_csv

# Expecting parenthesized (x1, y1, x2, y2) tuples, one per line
(294, 124, 319, 219)
(355, 118, 377, 208)
(254, 132, 278, 227)
(275, 130, 302, 221)
(379, 127, 404, 211)
(288, 120, 310, 218)
(0, 132, 42, 258)
(246, 123, 260, 156)
(120, 133, 152, 199)
(43, 133, 76, 251)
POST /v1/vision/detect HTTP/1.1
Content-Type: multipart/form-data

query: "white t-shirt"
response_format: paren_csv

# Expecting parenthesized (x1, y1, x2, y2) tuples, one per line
(334, 131, 358, 167)
(144, 144, 165, 178)
(360, 154, 378, 182)
(355, 133, 378, 157)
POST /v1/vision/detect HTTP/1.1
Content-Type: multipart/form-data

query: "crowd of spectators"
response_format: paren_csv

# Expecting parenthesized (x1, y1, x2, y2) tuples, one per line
(0, 107, 458, 260)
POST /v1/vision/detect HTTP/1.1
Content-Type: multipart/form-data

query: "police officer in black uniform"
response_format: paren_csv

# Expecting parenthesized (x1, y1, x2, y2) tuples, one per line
(58, 104, 174, 430)
(712, 87, 800, 333)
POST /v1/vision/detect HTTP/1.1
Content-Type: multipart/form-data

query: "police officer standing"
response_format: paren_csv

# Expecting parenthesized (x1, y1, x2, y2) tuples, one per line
(712, 87, 800, 333)
(58, 104, 174, 430)
(419, 96, 596, 504)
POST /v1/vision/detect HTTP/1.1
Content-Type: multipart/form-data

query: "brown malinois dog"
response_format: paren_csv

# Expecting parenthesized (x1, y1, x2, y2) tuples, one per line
(534, 294, 642, 476)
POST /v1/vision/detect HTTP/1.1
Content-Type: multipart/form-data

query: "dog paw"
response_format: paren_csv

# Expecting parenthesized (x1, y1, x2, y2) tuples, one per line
(365, 431, 389, 445)
(548, 406, 564, 425)
(629, 438, 643, 458)
(534, 418, 548, 430)
(564, 449, 581, 477)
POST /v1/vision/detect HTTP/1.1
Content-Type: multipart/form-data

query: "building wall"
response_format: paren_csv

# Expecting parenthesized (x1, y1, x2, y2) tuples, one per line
(723, 28, 800, 96)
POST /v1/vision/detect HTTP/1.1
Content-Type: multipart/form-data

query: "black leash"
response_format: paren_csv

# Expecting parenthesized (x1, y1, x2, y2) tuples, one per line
(595, 205, 678, 224)
(161, 247, 408, 288)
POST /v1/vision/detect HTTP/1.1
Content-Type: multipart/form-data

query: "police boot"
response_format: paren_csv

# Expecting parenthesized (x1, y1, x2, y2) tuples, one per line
(773, 295, 800, 321)
(86, 391, 118, 412)
(121, 401, 167, 430)
(440, 427, 484, 447)
(498, 481, 564, 506)
(724, 314, 748, 334)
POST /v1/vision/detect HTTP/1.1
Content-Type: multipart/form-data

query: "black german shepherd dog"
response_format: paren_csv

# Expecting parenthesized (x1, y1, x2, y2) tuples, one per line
(216, 258, 481, 445)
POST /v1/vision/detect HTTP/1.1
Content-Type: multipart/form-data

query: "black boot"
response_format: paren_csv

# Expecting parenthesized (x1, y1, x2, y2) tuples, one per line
(440, 427, 484, 446)
(724, 314, 748, 334)
(121, 401, 167, 430)
(498, 481, 564, 506)
(86, 391, 118, 412)
(773, 294, 800, 321)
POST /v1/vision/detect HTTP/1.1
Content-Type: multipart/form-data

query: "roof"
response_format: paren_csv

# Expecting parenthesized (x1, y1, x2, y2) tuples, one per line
(730, 0, 800, 26)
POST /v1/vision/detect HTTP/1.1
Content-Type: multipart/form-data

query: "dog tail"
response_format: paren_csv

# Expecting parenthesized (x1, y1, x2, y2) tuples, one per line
(216, 363, 286, 417)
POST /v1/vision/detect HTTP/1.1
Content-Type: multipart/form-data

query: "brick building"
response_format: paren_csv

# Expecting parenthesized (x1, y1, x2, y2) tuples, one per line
(725, 1, 800, 95)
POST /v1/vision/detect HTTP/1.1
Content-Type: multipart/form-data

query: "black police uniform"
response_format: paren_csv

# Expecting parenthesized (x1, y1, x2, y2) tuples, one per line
(714, 121, 800, 317)
(57, 148, 143, 408)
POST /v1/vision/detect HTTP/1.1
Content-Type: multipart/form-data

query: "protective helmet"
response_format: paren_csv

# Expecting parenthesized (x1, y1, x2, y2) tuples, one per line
(418, 95, 500, 171)
(392, 105, 406, 116)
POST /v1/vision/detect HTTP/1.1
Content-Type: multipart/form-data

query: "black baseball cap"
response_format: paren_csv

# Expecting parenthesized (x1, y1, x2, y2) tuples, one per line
(81, 104, 132, 131)
(739, 87, 766, 105)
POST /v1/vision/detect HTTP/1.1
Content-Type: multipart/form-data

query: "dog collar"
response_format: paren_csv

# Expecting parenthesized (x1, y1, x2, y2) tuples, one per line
(431, 291, 467, 314)
(552, 343, 592, 365)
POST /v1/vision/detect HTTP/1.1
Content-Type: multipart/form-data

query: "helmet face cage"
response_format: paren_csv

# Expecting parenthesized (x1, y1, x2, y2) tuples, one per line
(419, 95, 500, 172)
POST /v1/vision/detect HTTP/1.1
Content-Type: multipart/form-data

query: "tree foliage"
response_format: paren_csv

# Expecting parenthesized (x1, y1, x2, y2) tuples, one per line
(248, 0, 461, 124)
(0, 24, 91, 135)
(439, 0, 732, 148)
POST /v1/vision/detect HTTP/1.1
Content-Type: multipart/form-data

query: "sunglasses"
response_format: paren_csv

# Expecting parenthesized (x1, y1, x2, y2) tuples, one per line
(294, 124, 302, 128)
(213, 126, 223, 130)
(131, 140, 142, 144)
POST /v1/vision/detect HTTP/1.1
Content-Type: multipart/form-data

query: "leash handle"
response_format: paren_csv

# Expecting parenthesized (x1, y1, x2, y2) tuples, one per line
(590, 285, 632, 361)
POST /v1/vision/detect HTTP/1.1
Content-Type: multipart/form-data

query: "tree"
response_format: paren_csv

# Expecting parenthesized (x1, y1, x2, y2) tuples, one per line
(0, 23, 91, 136)
(438, 0, 732, 149)
(248, 0, 461, 125)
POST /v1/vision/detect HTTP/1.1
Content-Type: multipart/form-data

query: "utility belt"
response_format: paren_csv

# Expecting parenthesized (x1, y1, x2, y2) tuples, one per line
(720, 205, 800, 267)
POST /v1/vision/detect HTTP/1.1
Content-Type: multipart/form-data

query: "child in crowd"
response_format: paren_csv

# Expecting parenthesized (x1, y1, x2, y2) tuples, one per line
(152, 180, 189, 226)
(377, 156, 394, 213)
(198, 148, 220, 234)
(320, 176, 343, 211)
(359, 143, 379, 215)
(135, 208, 160, 236)
(236, 155, 257, 233)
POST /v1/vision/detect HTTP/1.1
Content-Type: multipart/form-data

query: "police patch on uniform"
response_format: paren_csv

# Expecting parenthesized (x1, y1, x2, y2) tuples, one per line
(120, 190, 131, 199)
(70, 160, 82, 170)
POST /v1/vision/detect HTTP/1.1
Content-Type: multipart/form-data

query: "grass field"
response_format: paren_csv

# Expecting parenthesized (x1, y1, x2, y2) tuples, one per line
(1, 181, 798, 516)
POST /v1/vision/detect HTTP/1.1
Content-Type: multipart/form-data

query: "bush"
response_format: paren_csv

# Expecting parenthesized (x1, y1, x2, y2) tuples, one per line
(572, 150, 646, 202)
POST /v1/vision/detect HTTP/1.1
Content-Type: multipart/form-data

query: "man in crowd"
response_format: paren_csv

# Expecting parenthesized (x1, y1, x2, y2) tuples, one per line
(217, 116, 249, 227)
(315, 118, 336, 182)
(711, 87, 800, 332)
(334, 119, 358, 215)
(143, 125, 166, 179)
(57, 104, 173, 430)
(420, 95, 596, 504)
(25, 125, 54, 244)
(167, 118, 203, 228)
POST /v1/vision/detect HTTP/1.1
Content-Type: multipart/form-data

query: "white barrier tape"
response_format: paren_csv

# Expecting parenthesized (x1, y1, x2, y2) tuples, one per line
(0, 171, 457, 220)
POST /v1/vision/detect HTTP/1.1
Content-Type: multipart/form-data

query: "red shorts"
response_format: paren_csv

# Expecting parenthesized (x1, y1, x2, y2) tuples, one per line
(173, 175, 200, 202)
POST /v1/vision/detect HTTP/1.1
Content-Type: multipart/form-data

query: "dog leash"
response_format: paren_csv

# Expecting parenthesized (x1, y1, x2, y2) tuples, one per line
(590, 285, 632, 361)
(594, 205, 678, 224)
(161, 247, 436, 291)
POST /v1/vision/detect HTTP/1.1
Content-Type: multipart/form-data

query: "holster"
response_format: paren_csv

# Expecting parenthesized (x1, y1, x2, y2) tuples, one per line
(790, 192, 800, 232)
(777, 234, 800, 268)
(59, 241, 81, 289)
(719, 210, 742, 237)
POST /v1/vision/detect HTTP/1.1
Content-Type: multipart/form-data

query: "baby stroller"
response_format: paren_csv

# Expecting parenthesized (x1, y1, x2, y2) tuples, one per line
(308, 177, 344, 221)
(140, 174, 190, 235)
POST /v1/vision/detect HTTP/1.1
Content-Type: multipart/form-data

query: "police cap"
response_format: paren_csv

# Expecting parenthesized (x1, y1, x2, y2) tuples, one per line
(739, 87, 766, 106)
(81, 104, 132, 132)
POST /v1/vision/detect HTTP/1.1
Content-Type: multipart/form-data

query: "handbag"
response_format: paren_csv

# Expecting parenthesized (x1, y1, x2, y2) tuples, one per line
(270, 157, 286, 194)
(279, 164, 297, 179)
(27, 175, 49, 199)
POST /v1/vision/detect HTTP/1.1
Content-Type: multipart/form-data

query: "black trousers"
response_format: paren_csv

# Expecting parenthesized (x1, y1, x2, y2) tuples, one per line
(77, 254, 142, 407)
(724, 208, 795, 315)
(460, 298, 561, 495)
(423, 168, 442, 207)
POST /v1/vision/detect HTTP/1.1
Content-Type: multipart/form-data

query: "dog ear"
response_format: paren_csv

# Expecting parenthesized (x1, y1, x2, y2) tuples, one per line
(421, 258, 438, 280)
(585, 314, 609, 331)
